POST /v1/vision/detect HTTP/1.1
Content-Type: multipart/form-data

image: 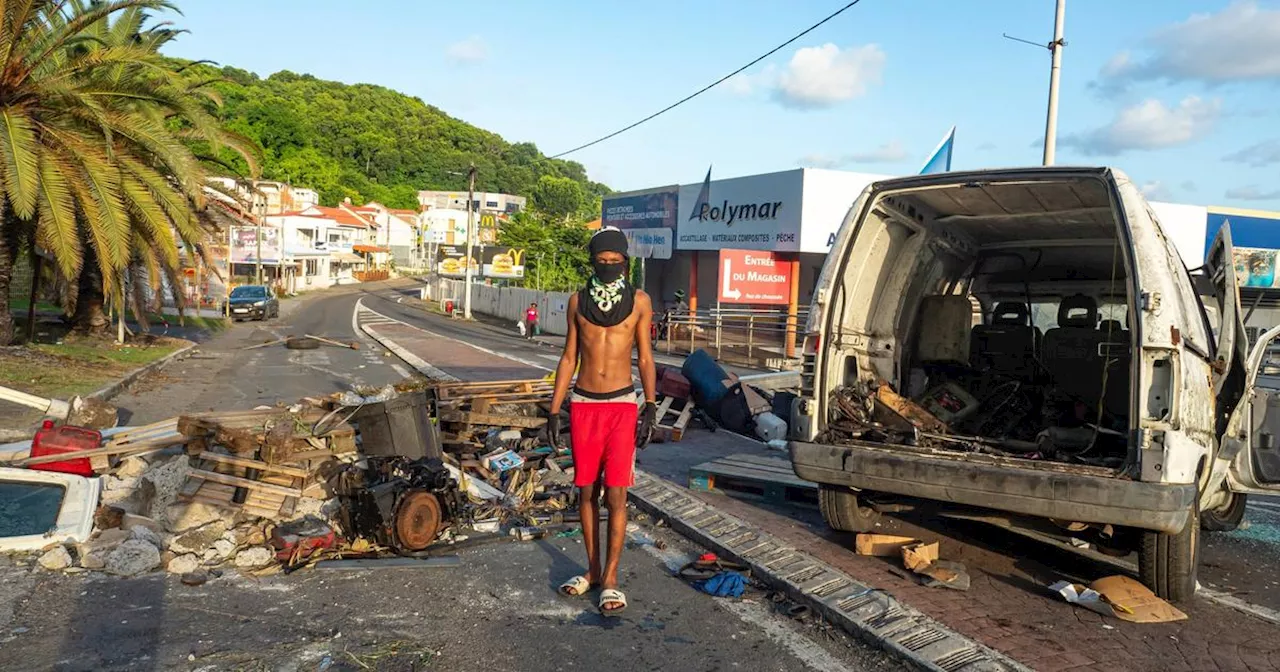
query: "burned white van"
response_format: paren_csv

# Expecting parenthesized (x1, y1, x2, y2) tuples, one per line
(789, 167, 1279, 601)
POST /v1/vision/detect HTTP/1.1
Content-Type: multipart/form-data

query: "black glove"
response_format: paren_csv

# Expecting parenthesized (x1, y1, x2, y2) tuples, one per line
(636, 401, 657, 450)
(547, 411, 562, 450)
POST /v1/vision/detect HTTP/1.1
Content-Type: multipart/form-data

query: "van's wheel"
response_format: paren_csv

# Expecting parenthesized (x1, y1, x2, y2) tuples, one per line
(1138, 504, 1199, 603)
(1201, 492, 1247, 531)
(818, 485, 881, 533)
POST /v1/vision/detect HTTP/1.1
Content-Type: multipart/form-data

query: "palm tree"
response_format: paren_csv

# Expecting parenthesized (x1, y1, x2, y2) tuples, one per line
(0, 0, 255, 344)
(61, 2, 259, 333)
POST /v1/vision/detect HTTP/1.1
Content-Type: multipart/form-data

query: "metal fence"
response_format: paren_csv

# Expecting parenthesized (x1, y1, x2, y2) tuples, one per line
(656, 306, 808, 367)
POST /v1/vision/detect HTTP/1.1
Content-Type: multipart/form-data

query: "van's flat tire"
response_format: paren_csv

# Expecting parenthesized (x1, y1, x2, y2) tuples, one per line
(1138, 504, 1199, 603)
(1201, 492, 1247, 532)
(818, 485, 881, 533)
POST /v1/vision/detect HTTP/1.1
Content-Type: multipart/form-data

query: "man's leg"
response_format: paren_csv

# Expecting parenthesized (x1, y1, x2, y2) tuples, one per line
(600, 485, 628, 608)
(579, 484, 602, 584)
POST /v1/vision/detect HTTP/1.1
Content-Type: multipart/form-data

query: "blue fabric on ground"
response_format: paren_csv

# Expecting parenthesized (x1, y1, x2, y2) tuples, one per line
(693, 571, 747, 598)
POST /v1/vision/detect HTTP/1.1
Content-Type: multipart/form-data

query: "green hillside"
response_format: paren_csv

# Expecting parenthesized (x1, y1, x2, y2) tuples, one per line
(190, 64, 609, 209)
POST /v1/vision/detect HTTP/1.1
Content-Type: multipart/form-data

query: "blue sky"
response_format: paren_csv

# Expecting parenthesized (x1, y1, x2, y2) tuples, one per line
(161, 1, 1280, 209)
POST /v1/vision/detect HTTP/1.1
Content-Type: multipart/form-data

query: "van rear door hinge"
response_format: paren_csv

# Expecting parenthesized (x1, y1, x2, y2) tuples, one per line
(1141, 291, 1161, 313)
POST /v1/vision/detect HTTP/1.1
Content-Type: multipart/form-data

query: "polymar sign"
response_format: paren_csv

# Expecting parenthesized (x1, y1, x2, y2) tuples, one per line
(678, 169, 803, 252)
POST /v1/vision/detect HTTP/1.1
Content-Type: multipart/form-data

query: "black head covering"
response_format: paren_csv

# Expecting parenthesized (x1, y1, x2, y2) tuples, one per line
(588, 227, 629, 260)
(579, 227, 635, 327)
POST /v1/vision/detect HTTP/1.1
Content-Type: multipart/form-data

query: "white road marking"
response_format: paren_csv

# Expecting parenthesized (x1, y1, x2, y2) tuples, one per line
(1250, 500, 1280, 512)
(357, 303, 553, 372)
(633, 532, 857, 672)
(1198, 588, 1280, 628)
(537, 353, 561, 362)
(390, 364, 411, 378)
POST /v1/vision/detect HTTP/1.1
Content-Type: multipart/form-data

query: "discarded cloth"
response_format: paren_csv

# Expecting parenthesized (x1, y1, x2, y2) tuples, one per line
(693, 571, 747, 598)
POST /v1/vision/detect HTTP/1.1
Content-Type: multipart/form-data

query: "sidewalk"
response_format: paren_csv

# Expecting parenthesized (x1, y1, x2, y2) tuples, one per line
(365, 317, 1280, 672)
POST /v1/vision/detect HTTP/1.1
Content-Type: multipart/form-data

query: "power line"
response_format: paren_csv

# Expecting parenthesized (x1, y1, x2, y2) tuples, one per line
(548, 0, 866, 160)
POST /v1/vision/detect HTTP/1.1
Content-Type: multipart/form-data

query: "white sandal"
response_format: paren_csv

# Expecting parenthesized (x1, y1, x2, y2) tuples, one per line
(559, 575, 595, 597)
(599, 588, 628, 613)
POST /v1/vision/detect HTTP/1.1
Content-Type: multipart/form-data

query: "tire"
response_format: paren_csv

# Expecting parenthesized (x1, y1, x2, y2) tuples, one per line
(817, 485, 881, 533)
(1138, 503, 1200, 603)
(285, 336, 320, 350)
(1201, 492, 1247, 532)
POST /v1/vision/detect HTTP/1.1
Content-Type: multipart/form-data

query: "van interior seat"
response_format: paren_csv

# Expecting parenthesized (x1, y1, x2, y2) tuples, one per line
(1097, 319, 1131, 420)
(969, 301, 1041, 381)
(1042, 294, 1106, 408)
(914, 295, 975, 366)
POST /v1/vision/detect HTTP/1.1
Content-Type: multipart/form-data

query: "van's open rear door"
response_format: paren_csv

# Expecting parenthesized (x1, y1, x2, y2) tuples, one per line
(1204, 224, 1248, 399)
(1200, 224, 1254, 505)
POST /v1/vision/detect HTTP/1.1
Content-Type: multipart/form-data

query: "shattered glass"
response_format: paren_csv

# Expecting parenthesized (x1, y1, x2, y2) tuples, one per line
(0, 482, 65, 538)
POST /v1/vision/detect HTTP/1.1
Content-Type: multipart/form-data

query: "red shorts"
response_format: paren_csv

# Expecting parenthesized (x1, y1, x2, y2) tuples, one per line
(569, 394, 638, 488)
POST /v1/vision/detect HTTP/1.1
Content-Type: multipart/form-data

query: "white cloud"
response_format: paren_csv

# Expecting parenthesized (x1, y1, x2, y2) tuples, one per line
(1226, 185, 1280, 201)
(1096, 2, 1280, 88)
(773, 44, 885, 109)
(849, 140, 909, 164)
(796, 140, 909, 169)
(1224, 139, 1280, 167)
(797, 154, 844, 169)
(1062, 96, 1220, 155)
(725, 73, 755, 96)
(446, 36, 488, 64)
(1140, 181, 1173, 201)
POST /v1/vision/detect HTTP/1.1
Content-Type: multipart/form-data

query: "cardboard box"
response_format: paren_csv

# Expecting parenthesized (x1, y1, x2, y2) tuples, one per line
(902, 541, 940, 573)
(855, 534, 918, 557)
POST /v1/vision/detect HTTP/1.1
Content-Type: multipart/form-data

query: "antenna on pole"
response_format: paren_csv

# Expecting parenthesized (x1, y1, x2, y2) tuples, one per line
(1003, 0, 1067, 166)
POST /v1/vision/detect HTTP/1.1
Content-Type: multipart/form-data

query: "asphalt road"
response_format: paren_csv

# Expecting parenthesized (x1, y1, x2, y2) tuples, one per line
(1, 281, 904, 672)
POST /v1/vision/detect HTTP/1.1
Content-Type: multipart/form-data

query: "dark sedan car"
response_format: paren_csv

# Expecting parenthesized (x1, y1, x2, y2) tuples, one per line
(225, 285, 279, 321)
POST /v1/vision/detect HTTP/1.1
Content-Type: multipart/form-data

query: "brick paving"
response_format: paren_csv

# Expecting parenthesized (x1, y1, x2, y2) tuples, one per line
(372, 322, 546, 381)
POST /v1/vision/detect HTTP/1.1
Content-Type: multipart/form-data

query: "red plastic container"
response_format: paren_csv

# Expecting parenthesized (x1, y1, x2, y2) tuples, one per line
(444, 299, 455, 314)
(29, 421, 101, 477)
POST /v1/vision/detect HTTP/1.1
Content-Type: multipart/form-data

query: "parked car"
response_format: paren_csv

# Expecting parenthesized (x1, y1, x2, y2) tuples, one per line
(224, 285, 279, 321)
(789, 166, 1279, 602)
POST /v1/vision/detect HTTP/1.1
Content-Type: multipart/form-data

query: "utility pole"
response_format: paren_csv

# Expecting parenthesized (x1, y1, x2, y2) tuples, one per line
(1042, 0, 1066, 166)
(463, 163, 477, 320)
(254, 199, 263, 285)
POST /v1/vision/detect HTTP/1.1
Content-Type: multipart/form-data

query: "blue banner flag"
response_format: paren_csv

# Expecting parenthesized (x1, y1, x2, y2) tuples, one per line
(919, 126, 955, 175)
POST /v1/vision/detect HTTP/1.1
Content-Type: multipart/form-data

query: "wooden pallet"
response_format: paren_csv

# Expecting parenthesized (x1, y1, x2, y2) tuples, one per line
(434, 379, 553, 401)
(642, 396, 694, 442)
(688, 453, 817, 507)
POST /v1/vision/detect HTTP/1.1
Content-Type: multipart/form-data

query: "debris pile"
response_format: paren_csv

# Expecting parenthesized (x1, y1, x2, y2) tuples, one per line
(822, 369, 1128, 468)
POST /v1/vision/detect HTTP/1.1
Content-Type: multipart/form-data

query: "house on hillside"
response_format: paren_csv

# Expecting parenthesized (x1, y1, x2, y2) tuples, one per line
(265, 205, 370, 291)
(418, 190, 526, 216)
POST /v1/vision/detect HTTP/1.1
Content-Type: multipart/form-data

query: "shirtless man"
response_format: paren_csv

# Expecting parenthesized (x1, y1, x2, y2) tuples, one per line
(549, 227, 657, 614)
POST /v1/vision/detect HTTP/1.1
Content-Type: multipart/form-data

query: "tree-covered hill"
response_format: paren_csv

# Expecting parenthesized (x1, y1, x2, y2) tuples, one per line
(190, 64, 610, 209)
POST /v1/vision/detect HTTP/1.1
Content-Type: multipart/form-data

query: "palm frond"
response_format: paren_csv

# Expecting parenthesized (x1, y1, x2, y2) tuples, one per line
(0, 105, 41, 218)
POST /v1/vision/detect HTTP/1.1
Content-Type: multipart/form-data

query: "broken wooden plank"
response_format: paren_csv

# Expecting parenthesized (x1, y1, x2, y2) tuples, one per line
(439, 411, 546, 429)
(194, 452, 310, 479)
(187, 468, 304, 498)
(303, 333, 359, 350)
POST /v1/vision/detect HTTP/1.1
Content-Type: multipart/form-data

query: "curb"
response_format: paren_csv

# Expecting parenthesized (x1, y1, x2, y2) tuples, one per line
(627, 471, 1030, 672)
(358, 322, 458, 382)
(88, 341, 200, 402)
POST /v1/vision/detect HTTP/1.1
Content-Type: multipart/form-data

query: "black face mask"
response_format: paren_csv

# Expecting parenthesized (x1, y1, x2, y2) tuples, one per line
(592, 260, 626, 284)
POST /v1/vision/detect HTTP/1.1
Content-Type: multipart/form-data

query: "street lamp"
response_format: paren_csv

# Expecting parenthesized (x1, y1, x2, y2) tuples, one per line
(446, 164, 477, 320)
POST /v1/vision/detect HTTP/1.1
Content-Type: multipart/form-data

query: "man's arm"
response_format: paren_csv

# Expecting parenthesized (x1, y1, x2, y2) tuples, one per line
(635, 291, 656, 404)
(550, 294, 579, 415)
